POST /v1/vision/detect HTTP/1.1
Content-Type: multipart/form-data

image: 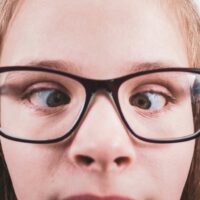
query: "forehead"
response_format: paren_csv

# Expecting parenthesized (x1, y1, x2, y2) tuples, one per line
(1, 0, 188, 78)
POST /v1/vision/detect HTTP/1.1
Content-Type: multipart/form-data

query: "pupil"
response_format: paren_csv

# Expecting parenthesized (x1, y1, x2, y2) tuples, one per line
(130, 93, 151, 109)
(47, 90, 70, 107)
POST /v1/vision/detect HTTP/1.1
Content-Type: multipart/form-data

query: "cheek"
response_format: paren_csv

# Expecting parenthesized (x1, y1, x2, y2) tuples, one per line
(1, 139, 67, 198)
(0, 135, 195, 200)
(145, 140, 195, 198)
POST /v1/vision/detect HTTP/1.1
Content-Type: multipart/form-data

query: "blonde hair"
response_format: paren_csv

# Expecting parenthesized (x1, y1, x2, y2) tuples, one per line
(0, 0, 199, 200)
(173, 0, 200, 66)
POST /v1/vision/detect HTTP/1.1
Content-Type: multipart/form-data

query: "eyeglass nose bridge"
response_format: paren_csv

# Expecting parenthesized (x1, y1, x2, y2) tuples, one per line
(91, 80, 112, 94)
(90, 79, 117, 95)
(86, 80, 121, 118)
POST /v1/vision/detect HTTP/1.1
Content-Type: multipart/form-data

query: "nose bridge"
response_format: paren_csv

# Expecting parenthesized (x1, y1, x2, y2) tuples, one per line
(80, 91, 129, 144)
(88, 91, 122, 131)
(87, 83, 123, 133)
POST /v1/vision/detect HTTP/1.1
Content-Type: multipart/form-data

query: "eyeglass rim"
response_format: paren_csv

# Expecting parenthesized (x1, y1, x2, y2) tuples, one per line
(1, 65, 200, 82)
(0, 65, 200, 144)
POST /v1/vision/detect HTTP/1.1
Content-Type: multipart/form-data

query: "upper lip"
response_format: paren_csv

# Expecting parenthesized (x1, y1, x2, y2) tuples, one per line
(64, 194, 135, 200)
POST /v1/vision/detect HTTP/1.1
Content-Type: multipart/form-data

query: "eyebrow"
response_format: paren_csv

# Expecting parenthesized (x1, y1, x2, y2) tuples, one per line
(12, 59, 179, 76)
(23, 59, 83, 74)
(123, 61, 179, 74)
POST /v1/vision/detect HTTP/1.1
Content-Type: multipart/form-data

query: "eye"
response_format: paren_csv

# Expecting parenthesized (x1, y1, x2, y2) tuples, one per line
(129, 92, 166, 111)
(28, 88, 71, 108)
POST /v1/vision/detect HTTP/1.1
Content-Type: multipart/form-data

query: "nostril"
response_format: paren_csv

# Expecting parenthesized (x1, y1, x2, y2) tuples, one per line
(114, 156, 130, 166)
(75, 155, 95, 166)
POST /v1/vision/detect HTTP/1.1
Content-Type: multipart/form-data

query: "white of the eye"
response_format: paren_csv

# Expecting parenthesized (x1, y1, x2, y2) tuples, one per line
(146, 92, 166, 110)
(31, 90, 53, 106)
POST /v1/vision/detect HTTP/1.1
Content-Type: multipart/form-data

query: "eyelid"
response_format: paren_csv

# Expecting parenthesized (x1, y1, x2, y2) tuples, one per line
(130, 83, 173, 97)
(21, 81, 72, 100)
(127, 77, 180, 94)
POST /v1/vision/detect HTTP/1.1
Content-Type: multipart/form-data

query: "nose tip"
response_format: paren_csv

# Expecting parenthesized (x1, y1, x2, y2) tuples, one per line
(68, 126, 135, 173)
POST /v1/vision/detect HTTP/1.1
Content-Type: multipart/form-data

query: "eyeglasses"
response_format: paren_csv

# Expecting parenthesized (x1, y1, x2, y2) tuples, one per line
(0, 66, 200, 144)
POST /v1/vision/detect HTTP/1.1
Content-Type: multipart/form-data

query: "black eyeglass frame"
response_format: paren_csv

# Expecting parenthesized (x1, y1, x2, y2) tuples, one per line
(0, 66, 200, 144)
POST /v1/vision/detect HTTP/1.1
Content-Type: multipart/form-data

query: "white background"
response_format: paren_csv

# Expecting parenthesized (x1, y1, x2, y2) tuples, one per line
(194, 0, 200, 12)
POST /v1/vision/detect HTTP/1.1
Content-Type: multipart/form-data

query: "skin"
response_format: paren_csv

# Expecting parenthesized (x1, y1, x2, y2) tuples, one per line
(0, 0, 196, 199)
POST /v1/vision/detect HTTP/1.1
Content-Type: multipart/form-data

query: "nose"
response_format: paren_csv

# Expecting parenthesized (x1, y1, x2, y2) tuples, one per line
(68, 93, 135, 173)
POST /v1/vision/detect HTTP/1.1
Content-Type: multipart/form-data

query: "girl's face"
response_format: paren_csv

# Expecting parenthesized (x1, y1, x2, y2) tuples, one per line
(0, 0, 195, 199)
